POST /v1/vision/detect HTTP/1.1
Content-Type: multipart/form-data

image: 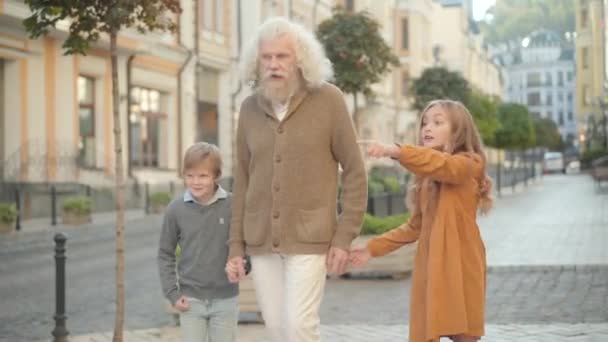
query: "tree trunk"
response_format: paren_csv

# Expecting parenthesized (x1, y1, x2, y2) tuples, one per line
(110, 32, 126, 342)
(353, 92, 359, 134)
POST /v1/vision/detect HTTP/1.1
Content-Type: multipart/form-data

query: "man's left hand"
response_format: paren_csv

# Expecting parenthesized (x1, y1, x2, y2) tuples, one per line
(326, 246, 349, 275)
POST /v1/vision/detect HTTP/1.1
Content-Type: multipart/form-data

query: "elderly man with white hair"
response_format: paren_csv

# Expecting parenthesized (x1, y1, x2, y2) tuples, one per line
(225, 17, 367, 342)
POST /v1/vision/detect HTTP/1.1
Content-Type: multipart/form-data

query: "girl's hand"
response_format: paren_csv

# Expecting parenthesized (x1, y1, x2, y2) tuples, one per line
(367, 142, 401, 159)
(349, 245, 372, 267)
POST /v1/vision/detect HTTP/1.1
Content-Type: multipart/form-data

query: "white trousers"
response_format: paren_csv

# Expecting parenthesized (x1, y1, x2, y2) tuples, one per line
(250, 254, 327, 342)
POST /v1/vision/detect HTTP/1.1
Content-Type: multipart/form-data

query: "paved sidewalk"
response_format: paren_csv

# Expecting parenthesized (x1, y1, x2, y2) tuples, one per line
(479, 174, 608, 267)
(72, 323, 608, 342)
(15, 209, 147, 233)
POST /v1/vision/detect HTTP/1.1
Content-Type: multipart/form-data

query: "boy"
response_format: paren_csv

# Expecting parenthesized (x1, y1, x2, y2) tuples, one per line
(158, 142, 240, 342)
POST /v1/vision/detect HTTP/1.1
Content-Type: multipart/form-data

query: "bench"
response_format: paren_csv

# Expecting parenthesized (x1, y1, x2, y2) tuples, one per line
(591, 156, 608, 188)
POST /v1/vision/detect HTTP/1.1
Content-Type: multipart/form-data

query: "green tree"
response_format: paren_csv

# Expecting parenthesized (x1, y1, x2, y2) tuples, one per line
(410, 67, 469, 112)
(494, 103, 536, 149)
(23, 1, 181, 341)
(480, 0, 575, 45)
(534, 116, 563, 150)
(465, 90, 501, 147)
(317, 8, 399, 131)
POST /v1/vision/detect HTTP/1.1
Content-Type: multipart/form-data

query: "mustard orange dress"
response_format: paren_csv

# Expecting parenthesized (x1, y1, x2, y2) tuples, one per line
(367, 145, 486, 342)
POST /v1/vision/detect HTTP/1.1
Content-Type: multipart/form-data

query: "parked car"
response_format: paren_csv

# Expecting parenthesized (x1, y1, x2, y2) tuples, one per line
(543, 151, 565, 174)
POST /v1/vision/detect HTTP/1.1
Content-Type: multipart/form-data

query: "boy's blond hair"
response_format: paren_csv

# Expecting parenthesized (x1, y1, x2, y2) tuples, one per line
(182, 142, 222, 177)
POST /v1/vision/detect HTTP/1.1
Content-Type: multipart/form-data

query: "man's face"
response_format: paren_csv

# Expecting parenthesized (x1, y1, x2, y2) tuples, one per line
(258, 34, 299, 102)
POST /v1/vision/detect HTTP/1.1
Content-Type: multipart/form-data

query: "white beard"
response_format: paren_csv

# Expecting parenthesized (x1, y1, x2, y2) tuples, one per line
(258, 72, 301, 104)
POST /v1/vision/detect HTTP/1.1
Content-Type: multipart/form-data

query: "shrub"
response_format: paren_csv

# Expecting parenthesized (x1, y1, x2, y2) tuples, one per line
(0, 203, 17, 224)
(368, 180, 385, 195)
(581, 148, 608, 169)
(361, 213, 409, 235)
(150, 192, 172, 207)
(382, 176, 401, 193)
(62, 196, 92, 215)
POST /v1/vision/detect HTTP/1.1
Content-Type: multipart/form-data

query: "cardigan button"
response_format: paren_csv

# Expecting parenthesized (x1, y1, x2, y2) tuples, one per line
(275, 155, 282, 163)
(277, 127, 284, 134)
(273, 212, 280, 219)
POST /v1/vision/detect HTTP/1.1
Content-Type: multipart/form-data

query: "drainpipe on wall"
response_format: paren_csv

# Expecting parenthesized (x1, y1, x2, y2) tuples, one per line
(229, 0, 243, 180)
(126, 54, 135, 178)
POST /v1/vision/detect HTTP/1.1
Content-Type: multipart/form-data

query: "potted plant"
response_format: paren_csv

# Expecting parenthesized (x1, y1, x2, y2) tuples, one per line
(61, 196, 92, 225)
(150, 191, 172, 214)
(0, 203, 17, 234)
(348, 212, 416, 279)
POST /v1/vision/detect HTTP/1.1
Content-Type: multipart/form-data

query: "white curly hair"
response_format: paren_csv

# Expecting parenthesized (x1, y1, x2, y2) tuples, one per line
(240, 17, 334, 89)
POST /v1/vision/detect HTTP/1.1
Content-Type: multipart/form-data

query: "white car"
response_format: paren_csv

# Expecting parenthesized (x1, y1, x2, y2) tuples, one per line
(543, 152, 565, 174)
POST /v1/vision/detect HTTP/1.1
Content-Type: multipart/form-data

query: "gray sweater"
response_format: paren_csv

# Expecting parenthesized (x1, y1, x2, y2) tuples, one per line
(158, 191, 237, 304)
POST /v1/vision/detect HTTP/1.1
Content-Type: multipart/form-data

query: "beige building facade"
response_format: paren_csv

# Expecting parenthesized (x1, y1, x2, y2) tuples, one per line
(0, 0, 192, 186)
(575, 0, 607, 150)
(0, 0, 502, 187)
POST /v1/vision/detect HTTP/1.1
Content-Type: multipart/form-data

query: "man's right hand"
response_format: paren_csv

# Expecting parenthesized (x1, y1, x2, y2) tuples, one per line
(225, 256, 247, 283)
(174, 295, 190, 312)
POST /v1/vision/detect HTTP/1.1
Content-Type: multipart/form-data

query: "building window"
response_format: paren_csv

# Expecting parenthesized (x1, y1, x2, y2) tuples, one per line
(531, 112, 541, 118)
(527, 72, 541, 87)
(582, 48, 589, 69)
(583, 85, 591, 105)
(558, 111, 564, 125)
(581, 7, 588, 28)
(401, 71, 411, 97)
(345, 0, 354, 11)
(545, 72, 552, 85)
(567, 71, 573, 82)
(78, 76, 96, 168)
(558, 92, 563, 102)
(201, 0, 224, 33)
(130, 87, 165, 168)
(567, 92, 573, 102)
(527, 92, 541, 106)
(558, 71, 564, 86)
(546, 94, 552, 105)
(401, 18, 409, 50)
(568, 111, 573, 121)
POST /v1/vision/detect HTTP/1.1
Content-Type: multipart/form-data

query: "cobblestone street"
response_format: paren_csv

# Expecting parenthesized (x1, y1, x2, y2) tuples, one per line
(2, 174, 607, 341)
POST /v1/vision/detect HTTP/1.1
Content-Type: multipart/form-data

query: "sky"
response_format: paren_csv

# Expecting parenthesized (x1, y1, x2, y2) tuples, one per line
(473, 0, 496, 21)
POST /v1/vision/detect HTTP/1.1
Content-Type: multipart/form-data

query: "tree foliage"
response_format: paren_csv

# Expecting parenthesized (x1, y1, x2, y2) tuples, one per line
(480, 0, 575, 45)
(317, 8, 399, 98)
(410, 67, 470, 112)
(534, 116, 563, 150)
(465, 90, 501, 147)
(495, 103, 536, 149)
(24, 0, 180, 54)
(23, 1, 181, 341)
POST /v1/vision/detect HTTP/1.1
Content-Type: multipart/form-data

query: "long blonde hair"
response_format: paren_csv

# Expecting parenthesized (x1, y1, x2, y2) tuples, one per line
(407, 100, 493, 214)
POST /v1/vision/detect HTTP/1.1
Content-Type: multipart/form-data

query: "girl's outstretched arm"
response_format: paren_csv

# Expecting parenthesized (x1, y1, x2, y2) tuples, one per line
(396, 145, 480, 184)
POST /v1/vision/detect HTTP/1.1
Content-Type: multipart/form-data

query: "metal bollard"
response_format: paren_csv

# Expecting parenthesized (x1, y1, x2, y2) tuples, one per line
(144, 183, 150, 214)
(14, 188, 21, 231)
(51, 186, 57, 226)
(52, 233, 69, 342)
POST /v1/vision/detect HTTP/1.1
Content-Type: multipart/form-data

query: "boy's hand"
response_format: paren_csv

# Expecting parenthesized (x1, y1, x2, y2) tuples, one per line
(225, 256, 246, 283)
(367, 142, 401, 159)
(349, 245, 372, 267)
(174, 296, 189, 312)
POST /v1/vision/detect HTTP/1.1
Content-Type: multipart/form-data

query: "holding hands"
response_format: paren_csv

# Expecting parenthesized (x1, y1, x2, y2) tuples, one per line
(225, 256, 248, 283)
(348, 245, 372, 267)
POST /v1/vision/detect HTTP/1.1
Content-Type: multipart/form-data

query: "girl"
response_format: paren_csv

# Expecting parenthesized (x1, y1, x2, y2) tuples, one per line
(350, 100, 493, 342)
